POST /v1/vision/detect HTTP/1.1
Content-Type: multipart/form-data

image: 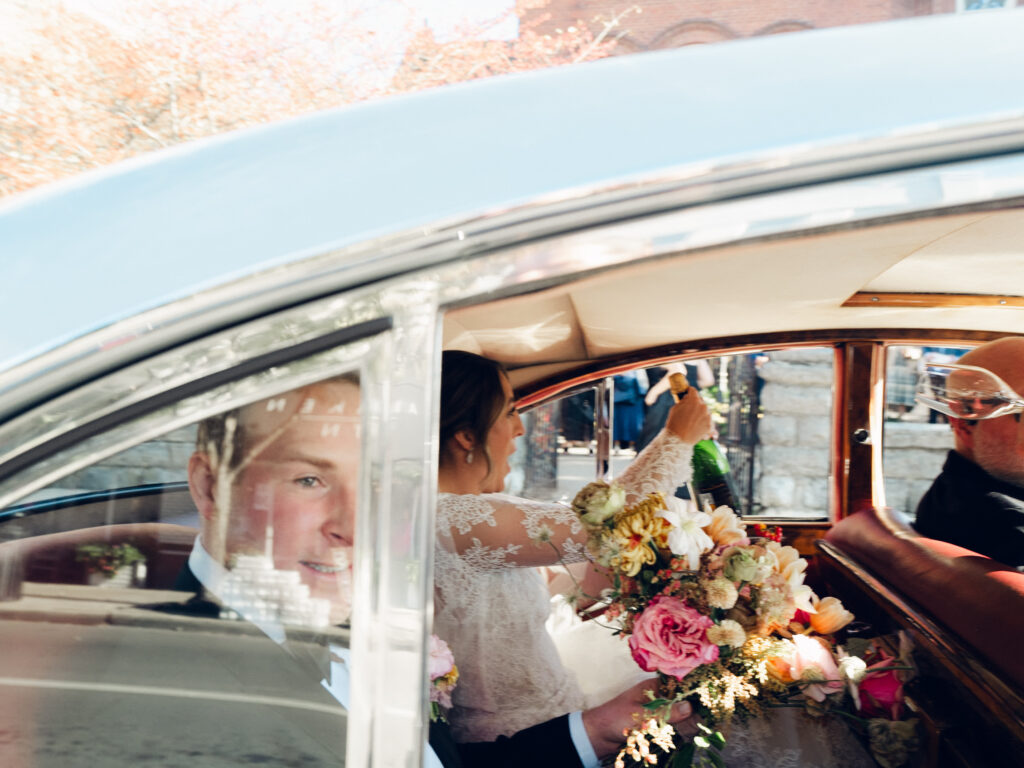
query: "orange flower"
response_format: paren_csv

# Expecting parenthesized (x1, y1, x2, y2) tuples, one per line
(809, 596, 855, 635)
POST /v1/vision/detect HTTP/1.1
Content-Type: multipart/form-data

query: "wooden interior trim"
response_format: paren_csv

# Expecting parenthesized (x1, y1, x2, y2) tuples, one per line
(843, 292, 1024, 309)
(837, 342, 882, 517)
(817, 540, 1024, 743)
(774, 521, 829, 557)
(515, 328, 1003, 406)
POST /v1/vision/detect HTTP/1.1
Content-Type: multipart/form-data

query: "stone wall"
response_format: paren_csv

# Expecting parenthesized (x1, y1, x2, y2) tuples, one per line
(881, 422, 952, 516)
(756, 348, 834, 518)
(754, 349, 953, 518)
(23, 425, 197, 504)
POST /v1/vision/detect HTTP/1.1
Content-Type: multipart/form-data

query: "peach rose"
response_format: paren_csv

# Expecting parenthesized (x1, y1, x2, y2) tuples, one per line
(809, 596, 855, 635)
(428, 634, 456, 681)
(790, 634, 843, 702)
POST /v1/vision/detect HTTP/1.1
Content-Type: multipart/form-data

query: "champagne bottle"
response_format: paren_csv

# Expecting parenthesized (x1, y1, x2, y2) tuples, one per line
(668, 372, 743, 514)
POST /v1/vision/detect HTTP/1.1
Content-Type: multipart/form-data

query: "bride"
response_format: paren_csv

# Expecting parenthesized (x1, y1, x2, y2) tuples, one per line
(433, 352, 878, 768)
(433, 350, 709, 743)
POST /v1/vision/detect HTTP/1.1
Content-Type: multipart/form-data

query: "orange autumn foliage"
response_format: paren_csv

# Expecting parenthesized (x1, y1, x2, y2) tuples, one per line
(1, 0, 632, 198)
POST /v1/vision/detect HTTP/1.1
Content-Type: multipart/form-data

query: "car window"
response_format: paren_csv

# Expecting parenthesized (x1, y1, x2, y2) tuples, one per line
(0, 367, 364, 767)
(15, 425, 195, 507)
(516, 347, 834, 519)
(882, 344, 966, 519)
(510, 388, 606, 502)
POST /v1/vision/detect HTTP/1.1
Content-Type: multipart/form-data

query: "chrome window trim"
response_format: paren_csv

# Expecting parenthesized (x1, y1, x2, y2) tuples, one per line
(5, 149, 1024, 493)
(3, 114, 1024, 426)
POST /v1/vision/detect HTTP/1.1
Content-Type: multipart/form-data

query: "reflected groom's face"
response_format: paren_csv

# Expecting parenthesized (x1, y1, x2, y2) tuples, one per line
(215, 380, 361, 623)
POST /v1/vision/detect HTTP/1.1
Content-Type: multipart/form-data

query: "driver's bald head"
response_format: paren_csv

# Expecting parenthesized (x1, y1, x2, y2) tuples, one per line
(952, 336, 1024, 486)
(959, 337, 1024, 395)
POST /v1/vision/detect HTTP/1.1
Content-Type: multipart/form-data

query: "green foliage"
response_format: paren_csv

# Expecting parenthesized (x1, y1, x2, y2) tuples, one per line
(669, 723, 726, 768)
(643, 698, 673, 710)
(75, 542, 145, 577)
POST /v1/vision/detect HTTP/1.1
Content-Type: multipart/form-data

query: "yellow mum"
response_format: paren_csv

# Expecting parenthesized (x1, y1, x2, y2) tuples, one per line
(609, 508, 667, 577)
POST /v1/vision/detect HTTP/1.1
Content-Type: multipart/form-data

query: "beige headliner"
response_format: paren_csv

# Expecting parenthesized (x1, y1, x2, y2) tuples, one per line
(444, 209, 1024, 391)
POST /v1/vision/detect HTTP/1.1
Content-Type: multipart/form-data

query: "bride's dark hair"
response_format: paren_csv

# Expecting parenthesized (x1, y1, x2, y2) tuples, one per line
(440, 350, 508, 475)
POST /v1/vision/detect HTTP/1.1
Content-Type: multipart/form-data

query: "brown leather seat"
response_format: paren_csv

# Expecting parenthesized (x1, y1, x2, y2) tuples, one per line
(824, 506, 1024, 691)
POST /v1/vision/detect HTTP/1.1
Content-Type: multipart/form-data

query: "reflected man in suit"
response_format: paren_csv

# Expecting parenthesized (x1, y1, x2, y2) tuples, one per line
(185, 375, 359, 629)
(915, 337, 1024, 568)
(185, 373, 691, 768)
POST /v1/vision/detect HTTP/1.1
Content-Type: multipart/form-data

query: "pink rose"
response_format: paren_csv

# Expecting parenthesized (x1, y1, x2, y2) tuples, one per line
(628, 595, 719, 680)
(790, 634, 843, 702)
(859, 651, 905, 719)
(792, 609, 812, 626)
(428, 635, 455, 681)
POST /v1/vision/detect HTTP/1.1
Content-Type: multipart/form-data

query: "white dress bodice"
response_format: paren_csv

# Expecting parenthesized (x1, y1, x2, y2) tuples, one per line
(433, 430, 693, 742)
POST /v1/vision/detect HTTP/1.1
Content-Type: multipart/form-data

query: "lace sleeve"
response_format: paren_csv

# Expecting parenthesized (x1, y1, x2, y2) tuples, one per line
(436, 430, 692, 572)
(437, 493, 589, 569)
(616, 429, 694, 503)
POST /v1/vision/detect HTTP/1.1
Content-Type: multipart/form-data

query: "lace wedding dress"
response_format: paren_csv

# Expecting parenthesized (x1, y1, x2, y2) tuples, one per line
(433, 430, 693, 742)
(434, 428, 875, 766)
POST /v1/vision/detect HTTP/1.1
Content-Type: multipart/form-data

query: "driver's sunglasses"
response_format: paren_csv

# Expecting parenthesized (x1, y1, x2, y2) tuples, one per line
(915, 362, 1024, 421)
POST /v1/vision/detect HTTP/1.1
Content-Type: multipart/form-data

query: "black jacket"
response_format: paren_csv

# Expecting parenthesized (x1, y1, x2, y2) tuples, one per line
(432, 715, 583, 768)
(914, 450, 1024, 569)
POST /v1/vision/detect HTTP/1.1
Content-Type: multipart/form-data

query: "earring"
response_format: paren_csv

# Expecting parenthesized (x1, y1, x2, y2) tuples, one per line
(466, 450, 474, 465)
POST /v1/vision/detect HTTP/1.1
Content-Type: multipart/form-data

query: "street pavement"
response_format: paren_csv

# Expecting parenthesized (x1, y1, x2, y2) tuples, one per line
(554, 449, 635, 501)
(0, 583, 347, 767)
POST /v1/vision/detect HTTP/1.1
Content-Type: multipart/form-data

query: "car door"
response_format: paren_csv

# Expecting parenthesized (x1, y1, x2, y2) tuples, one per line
(0, 293, 437, 768)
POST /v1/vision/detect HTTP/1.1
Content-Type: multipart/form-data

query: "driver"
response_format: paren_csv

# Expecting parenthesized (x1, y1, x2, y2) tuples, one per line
(914, 336, 1024, 569)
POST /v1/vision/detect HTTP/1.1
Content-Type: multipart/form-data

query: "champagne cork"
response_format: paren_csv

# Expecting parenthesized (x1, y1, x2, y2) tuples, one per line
(668, 372, 690, 401)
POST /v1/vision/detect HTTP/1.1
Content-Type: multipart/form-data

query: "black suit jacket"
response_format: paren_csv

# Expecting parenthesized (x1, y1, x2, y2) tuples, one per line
(915, 450, 1024, 569)
(431, 714, 584, 768)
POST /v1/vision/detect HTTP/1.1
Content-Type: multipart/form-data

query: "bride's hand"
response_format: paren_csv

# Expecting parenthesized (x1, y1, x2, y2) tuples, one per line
(665, 390, 712, 445)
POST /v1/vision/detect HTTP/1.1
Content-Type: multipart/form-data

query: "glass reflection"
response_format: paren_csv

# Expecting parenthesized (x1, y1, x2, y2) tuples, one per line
(0, 373, 361, 767)
(185, 374, 360, 630)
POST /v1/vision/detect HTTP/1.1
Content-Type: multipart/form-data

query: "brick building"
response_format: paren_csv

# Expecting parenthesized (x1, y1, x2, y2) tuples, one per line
(523, 1, 963, 52)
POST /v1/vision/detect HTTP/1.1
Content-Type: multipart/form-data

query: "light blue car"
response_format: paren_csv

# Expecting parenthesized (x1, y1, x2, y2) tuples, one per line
(1, 12, 1023, 768)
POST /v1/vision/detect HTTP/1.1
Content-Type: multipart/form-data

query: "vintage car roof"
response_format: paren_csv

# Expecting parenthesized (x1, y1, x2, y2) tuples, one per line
(2, 11, 1024, 403)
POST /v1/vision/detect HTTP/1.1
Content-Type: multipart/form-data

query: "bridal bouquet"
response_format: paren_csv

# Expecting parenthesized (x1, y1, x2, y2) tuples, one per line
(429, 634, 459, 723)
(569, 482, 918, 767)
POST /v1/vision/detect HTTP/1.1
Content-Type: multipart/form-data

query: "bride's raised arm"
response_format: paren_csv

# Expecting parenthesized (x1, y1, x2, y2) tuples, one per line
(437, 392, 710, 569)
(436, 493, 590, 568)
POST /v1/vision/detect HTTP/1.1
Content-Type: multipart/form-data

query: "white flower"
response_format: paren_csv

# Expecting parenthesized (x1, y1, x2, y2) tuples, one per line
(704, 577, 739, 610)
(792, 584, 817, 614)
(706, 619, 746, 648)
(657, 496, 713, 570)
(838, 653, 868, 707)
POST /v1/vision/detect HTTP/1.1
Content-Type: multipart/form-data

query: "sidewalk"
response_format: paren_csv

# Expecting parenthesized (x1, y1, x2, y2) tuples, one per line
(0, 581, 302, 638)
